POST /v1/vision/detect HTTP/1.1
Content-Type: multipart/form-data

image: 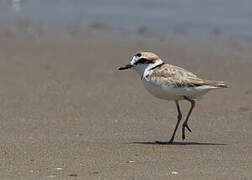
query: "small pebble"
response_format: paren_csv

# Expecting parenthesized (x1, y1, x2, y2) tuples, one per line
(171, 171, 178, 175)
(47, 175, 56, 178)
(56, 168, 63, 170)
(127, 160, 135, 163)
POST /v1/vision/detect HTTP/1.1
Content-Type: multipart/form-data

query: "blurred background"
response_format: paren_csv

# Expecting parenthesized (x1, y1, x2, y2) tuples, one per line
(1, 0, 252, 42)
(0, 0, 251, 179)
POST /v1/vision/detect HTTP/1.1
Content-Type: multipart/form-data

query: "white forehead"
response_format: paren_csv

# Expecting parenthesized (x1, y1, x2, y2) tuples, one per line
(130, 55, 138, 65)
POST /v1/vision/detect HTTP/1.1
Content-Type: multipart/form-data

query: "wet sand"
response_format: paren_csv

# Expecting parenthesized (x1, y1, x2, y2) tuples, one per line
(0, 29, 251, 179)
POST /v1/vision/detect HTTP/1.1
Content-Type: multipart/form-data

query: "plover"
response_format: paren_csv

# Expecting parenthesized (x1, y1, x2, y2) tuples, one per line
(118, 52, 227, 143)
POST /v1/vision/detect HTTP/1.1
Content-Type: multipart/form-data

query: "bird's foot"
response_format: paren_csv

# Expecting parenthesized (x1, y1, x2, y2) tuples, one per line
(184, 123, 192, 132)
(182, 123, 192, 140)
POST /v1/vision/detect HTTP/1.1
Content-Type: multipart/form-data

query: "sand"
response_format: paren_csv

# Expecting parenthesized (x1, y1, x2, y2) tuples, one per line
(0, 29, 251, 180)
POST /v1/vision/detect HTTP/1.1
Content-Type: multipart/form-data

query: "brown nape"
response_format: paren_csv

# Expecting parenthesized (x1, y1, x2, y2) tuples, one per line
(140, 52, 160, 61)
(150, 56, 160, 61)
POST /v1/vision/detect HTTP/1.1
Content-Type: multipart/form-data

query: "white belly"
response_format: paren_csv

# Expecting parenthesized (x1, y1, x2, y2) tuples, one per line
(142, 77, 217, 100)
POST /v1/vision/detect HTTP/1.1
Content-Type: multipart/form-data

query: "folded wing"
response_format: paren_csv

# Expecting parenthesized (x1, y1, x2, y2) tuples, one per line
(148, 64, 228, 88)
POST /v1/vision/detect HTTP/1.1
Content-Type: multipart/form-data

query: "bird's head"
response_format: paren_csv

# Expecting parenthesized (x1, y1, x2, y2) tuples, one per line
(118, 52, 163, 76)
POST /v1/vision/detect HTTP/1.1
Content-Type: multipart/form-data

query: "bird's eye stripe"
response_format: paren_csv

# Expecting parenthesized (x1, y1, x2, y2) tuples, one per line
(135, 58, 152, 64)
(139, 59, 146, 63)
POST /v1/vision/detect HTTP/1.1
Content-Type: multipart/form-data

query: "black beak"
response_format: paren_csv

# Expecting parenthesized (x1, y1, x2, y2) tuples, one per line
(118, 64, 133, 70)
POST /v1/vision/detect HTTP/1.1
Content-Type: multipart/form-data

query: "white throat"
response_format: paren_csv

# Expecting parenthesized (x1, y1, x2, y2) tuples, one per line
(133, 59, 164, 78)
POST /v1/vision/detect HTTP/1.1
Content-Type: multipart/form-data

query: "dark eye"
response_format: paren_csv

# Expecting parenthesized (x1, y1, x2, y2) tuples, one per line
(136, 53, 141, 57)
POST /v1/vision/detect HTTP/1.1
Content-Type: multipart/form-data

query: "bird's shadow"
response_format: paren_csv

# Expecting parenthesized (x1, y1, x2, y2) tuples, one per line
(132, 141, 226, 146)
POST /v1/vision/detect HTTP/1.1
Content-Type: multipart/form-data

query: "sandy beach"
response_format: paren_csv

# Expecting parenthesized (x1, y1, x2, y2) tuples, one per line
(0, 27, 251, 179)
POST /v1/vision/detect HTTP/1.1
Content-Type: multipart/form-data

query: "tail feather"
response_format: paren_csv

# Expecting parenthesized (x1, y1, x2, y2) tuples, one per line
(204, 80, 228, 88)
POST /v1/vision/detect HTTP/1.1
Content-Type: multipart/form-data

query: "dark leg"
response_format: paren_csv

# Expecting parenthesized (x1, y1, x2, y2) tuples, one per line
(156, 100, 182, 144)
(168, 100, 182, 143)
(182, 96, 196, 140)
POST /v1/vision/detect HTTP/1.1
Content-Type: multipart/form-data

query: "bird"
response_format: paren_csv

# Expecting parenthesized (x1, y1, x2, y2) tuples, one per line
(118, 52, 227, 144)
